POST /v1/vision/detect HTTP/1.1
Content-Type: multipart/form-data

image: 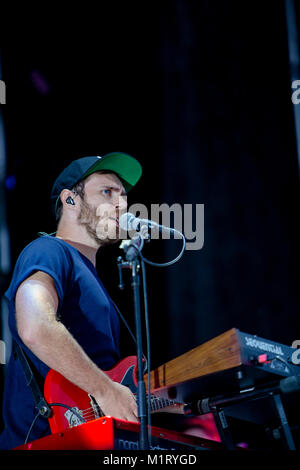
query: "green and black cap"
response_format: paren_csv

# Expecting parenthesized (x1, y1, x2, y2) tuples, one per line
(50, 152, 142, 217)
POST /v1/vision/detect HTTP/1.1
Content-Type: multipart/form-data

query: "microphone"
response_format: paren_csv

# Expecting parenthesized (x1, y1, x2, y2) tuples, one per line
(119, 212, 186, 266)
(119, 212, 176, 235)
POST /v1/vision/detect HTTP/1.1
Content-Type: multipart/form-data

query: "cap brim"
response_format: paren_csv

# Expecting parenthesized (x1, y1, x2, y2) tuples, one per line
(82, 152, 142, 192)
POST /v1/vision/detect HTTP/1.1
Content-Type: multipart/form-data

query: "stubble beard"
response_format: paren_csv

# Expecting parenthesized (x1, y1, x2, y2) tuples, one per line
(77, 198, 119, 247)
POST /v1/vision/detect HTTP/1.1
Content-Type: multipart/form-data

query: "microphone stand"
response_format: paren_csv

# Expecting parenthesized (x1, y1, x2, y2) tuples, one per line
(117, 233, 149, 450)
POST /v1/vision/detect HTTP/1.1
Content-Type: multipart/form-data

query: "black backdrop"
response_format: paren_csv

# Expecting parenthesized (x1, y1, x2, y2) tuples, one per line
(1, 0, 300, 434)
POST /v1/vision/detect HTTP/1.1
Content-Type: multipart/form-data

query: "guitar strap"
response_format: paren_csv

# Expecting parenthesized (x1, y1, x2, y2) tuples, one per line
(13, 340, 52, 418)
(112, 300, 148, 374)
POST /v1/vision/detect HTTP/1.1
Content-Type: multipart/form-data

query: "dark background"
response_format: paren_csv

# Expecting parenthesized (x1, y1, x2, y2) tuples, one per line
(1, 0, 300, 436)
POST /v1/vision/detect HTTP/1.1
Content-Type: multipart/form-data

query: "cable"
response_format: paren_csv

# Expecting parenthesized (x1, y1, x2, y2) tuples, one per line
(112, 300, 148, 374)
(271, 356, 294, 374)
(140, 230, 186, 267)
(24, 402, 85, 445)
(140, 256, 152, 448)
(24, 411, 40, 445)
(137, 231, 186, 447)
(116, 229, 186, 449)
(37, 231, 57, 237)
(48, 403, 85, 423)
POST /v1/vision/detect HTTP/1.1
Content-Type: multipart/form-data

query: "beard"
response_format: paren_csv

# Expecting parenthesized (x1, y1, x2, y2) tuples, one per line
(77, 198, 119, 247)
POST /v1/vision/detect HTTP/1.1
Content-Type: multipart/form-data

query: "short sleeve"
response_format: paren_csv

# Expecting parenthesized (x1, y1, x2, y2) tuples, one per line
(5, 236, 73, 310)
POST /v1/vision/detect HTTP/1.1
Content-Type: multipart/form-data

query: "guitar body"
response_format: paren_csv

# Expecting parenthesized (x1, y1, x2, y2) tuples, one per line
(44, 356, 139, 434)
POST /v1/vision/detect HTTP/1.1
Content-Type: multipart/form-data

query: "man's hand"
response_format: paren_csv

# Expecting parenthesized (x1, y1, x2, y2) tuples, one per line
(93, 381, 139, 423)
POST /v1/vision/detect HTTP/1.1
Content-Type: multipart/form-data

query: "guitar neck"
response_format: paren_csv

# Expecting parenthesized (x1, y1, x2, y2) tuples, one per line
(149, 395, 181, 413)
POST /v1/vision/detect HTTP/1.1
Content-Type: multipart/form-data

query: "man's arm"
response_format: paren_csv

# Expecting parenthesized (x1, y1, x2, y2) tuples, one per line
(15, 271, 138, 422)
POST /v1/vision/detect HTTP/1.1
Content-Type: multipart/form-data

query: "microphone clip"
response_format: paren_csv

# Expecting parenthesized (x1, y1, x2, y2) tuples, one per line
(119, 232, 148, 262)
(117, 233, 145, 289)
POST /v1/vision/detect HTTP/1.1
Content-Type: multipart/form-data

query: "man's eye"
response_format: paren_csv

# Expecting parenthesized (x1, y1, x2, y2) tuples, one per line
(103, 189, 112, 196)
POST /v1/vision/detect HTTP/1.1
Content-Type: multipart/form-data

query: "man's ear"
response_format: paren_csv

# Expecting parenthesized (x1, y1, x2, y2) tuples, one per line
(60, 189, 77, 210)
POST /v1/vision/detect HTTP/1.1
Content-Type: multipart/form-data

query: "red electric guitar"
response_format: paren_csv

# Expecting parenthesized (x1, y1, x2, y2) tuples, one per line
(44, 356, 184, 434)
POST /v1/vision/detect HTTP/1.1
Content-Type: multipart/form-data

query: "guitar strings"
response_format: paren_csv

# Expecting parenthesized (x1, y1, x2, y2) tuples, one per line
(77, 396, 177, 415)
(67, 395, 179, 423)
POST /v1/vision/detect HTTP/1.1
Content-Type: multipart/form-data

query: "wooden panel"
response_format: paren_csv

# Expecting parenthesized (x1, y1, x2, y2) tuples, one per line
(144, 328, 242, 392)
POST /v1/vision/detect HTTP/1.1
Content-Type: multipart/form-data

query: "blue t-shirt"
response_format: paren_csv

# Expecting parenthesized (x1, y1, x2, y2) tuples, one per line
(0, 235, 121, 449)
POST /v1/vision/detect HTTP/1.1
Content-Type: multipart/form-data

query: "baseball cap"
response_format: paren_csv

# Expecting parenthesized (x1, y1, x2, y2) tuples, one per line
(50, 152, 142, 216)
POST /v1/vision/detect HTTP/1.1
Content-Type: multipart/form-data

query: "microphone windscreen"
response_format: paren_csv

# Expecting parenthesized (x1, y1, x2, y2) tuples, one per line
(119, 212, 137, 231)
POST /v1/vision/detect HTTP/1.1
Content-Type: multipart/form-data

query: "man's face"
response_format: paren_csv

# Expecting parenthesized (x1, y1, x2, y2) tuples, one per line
(77, 172, 127, 246)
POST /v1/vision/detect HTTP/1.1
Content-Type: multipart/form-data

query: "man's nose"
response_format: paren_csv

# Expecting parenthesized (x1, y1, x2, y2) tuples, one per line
(116, 195, 128, 212)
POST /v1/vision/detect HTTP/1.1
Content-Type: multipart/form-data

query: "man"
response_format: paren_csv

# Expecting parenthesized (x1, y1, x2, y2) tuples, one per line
(0, 152, 143, 449)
